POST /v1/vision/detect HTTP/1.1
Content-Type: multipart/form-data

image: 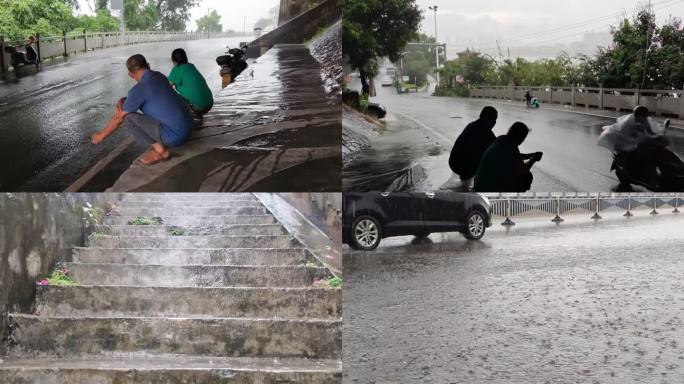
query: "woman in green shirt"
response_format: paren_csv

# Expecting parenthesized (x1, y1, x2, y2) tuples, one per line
(168, 48, 214, 118)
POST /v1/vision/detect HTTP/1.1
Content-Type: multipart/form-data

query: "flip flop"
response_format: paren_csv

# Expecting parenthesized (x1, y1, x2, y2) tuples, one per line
(137, 150, 170, 166)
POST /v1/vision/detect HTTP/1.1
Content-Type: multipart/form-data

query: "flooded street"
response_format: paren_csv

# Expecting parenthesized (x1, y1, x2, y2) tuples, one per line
(343, 214, 684, 383)
(0, 37, 249, 191)
(343, 74, 684, 192)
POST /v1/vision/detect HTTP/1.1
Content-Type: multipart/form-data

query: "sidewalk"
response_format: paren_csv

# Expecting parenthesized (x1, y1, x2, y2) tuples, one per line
(106, 44, 341, 192)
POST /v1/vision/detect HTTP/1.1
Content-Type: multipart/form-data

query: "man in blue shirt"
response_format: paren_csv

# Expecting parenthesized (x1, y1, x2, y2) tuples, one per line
(91, 54, 194, 165)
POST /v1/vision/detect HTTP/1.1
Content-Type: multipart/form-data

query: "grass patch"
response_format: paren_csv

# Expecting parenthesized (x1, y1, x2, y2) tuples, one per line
(168, 226, 185, 236)
(128, 216, 163, 225)
(38, 264, 76, 286)
(313, 276, 342, 289)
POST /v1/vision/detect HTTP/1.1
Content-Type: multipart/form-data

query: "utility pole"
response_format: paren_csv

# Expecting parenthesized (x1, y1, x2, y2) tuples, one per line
(428, 5, 440, 84)
(111, 0, 125, 45)
(243, 16, 247, 36)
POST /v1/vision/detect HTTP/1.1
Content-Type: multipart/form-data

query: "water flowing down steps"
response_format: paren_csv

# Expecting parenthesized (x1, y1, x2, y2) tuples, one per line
(0, 193, 342, 384)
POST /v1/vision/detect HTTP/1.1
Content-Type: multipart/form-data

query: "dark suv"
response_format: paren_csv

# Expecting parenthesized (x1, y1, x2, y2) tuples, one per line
(343, 192, 492, 251)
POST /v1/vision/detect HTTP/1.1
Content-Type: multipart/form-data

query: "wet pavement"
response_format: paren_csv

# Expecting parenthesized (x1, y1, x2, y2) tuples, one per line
(108, 41, 341, 192)
(343, 213, 684, 383)
(343, 73, 684, 192)
(0, 38, 248, 191)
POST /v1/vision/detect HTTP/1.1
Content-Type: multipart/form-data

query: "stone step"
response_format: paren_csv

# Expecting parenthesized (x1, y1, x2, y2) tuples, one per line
(7, 314, 341, 359)
(73, 247, 315, 266)
(94, 224, 285, 237)
(35, 286, 341, 319)
(0, 356, 341, 384)
(88, 235, 296, 249)
(65, 263, 328, 287)
(118, 193, 257, 202)
(117, 200, 259, 208)
(104, 215, 275, 226)
(115, 206, 268, 217)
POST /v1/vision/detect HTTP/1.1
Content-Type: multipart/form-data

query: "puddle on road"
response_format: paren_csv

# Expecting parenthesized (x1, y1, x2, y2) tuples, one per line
(343, 117, 443, 191)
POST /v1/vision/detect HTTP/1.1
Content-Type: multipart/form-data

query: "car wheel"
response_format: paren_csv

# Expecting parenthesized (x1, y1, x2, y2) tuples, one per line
(350, 215, 382, 251)
(463, 210, 486, 240)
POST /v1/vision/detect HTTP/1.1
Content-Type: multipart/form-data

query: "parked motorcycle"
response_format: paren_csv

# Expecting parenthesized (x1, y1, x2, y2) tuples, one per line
(215, 46, 249, 88)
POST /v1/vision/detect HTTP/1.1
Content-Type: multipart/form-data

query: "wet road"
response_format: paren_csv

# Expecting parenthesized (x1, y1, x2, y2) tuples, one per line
(0, 37, 249, 191)
(343, 214, 684, 383)
(344, 75, 684, 192)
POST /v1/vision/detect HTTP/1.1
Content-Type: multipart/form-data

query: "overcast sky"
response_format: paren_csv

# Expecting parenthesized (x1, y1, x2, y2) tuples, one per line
(415, 0, 684, 58)
(78, 0, 279, 33)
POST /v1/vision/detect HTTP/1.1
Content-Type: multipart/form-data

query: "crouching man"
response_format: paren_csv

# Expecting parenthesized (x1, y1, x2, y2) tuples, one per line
(91, 54, 194, 165)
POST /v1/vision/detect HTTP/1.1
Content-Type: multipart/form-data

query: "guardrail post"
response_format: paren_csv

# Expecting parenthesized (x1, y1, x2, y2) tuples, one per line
(674, 194, 681, 213)
(599, 85, 604, 110)
(551, 197, 564, 223)
(35, 34, 41, 65)
(571, 85, 576, 107)
(83, 29, 87, 52)
(591, 195, 602, 220)
(63, 30, 68, 57)
(650, 196, 659, 215)
(635, 88, 640, 107)
(1, 36, 7, 77)
(501, 199, 515, 226)
(624, 195, 633, 217)
(679, 92, 684, 119)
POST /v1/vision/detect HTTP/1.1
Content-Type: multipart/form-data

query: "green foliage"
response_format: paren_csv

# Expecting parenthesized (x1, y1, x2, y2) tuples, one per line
(128, 216, 163, 225)
(168, 226, 185, 236)
(403, 49, 432, 85)
(436, 6, 684, 94)
(75, 10, 120, 32)
(343, 0, 422, 91)
(314, 276, 342, 289)
(0, 0, 76, 41)
(38, 263, 76, 286)
(124, 0, 160, 31)
(196, 9, 222, 33)
(157, 0, 198, 31)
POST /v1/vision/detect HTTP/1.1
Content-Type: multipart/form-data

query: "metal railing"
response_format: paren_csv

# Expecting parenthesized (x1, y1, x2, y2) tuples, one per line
(484, 193, 681, 225)
(1, 30, 242, 75)
(469, 85, 684, 119)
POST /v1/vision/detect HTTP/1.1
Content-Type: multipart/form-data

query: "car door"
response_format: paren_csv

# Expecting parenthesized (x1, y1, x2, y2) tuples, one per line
(374, 192, 423, 236)
(418, 192, 467, 232)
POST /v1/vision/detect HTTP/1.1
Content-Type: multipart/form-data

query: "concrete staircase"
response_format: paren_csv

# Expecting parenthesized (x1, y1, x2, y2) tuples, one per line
(0, 193, 342, 383)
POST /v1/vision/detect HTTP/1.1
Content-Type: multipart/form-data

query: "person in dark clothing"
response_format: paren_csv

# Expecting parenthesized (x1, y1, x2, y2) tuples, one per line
(474, 122, 543, 192)
(448, 106, 498, 190)
(25, 36, 39, 66)
(524, 90, 532, 107)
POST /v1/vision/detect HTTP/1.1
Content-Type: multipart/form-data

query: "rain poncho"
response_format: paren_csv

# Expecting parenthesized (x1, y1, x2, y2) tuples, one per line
(598, 114, 667, 153)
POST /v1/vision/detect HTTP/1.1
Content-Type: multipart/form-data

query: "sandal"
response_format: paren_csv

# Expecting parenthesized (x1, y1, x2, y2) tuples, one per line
(137, 149, 170, 165)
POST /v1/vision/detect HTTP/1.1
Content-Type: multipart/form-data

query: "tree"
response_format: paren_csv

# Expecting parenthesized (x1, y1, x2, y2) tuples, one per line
(343, 0, 423, 95)
(402, 50, 431, 85)
(124, 0, 159, 31)
(155, 0, 198, 31)
(0, 0, 76, 40)
(75, 9, 120, 32)
(254, 5, 278, 31)
(196, 9, 222, 33)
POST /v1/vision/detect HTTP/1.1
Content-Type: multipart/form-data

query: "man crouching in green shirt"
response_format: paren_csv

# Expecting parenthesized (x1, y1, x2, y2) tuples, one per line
(168, 48, 214, 118)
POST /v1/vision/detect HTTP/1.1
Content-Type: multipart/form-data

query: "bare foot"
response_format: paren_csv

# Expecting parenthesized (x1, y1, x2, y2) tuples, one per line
(138, 149, 170, 165)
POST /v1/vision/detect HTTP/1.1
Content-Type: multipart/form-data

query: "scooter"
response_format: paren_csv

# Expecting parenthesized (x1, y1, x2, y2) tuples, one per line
(216, 47, 249, 87)
(611, 140, 684, 192)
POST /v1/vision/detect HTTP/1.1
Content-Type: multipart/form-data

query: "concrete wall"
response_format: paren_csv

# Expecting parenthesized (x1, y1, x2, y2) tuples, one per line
(248, 0, 341, 58)
(470, 85, 684, 118)
(0, 193, 116, 356)
(279, 193, 342, 246)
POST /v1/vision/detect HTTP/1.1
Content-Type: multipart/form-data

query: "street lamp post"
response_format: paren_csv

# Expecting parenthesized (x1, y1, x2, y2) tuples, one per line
(428, 5, 439, 84)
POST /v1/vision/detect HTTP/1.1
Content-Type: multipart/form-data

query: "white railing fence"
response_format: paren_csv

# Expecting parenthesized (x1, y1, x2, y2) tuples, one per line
(469, 85, 684, 119)
(484, 193, 681, 225)
(1, 30, 242, 75)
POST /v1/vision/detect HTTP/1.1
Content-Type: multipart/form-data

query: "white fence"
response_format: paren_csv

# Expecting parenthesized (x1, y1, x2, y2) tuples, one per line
(470, 85, 684, 119)
(485, 193, 681, 225)
(1, 30, 241, 74)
